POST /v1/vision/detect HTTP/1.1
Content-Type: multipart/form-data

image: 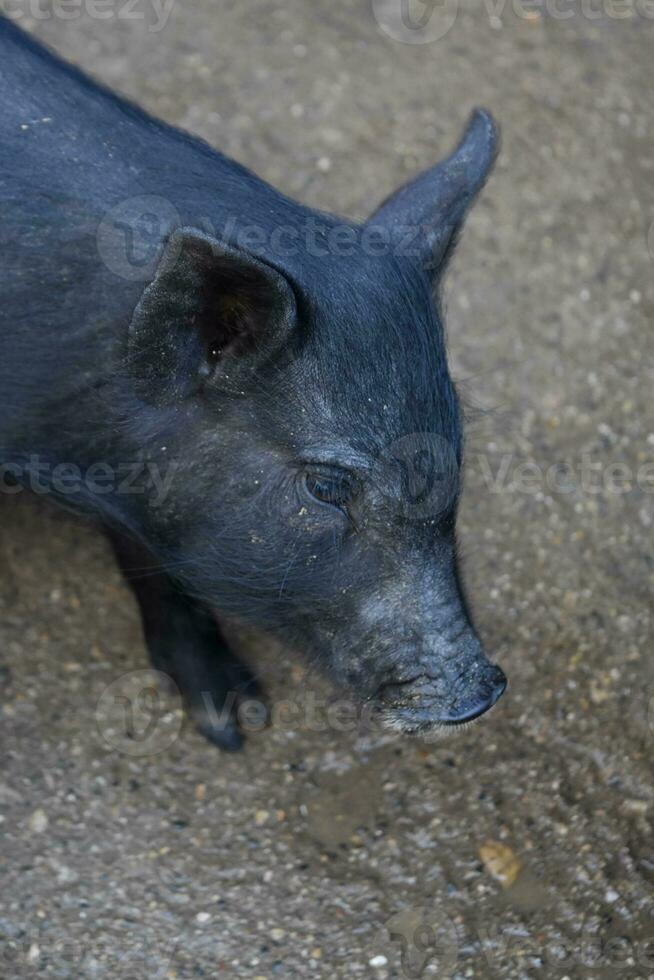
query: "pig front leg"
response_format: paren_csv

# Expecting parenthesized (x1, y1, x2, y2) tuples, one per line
(107, 532, 261, 751)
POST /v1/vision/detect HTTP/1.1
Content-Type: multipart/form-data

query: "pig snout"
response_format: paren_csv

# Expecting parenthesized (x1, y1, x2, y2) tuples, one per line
(378, 657, 507, 733)
(335, 563, 508, 735)
(331, 615, 507, 736)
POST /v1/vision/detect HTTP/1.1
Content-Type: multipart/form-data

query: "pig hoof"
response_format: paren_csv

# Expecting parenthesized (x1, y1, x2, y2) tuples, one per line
(188, 657, 266, 750)
(146, 625, 264, 749)
(195, 713, 244, 752)
(154, 670, 180, 698)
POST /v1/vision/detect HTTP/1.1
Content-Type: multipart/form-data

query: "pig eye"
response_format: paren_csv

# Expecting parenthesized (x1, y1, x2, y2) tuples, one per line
(304, 469, 355, 512)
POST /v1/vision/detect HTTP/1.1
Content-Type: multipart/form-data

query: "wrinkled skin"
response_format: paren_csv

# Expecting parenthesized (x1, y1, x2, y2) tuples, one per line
(0, 16, 506, 748)
(147, 258, 502, 731)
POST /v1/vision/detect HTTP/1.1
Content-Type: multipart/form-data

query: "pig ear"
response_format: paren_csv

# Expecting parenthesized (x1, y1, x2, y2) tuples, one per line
(366, 109, 499, 276)
(127, 228, 297, 404)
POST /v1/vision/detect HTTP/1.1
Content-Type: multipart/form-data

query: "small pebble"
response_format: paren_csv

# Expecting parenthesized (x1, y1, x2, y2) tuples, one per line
(369, 954, 388, 967)
(28, 809, 48, 833)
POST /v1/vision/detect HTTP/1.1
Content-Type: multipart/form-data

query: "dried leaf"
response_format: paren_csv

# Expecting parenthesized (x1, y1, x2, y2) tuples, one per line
(479, 839, 521, 888)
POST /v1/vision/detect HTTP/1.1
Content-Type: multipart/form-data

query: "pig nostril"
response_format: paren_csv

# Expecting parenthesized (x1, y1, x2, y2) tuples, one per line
(442, 664, 507, 726)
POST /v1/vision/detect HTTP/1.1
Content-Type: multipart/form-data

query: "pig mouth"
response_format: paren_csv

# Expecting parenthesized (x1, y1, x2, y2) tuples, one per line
(375, 667, 507, 739)
(378, 707, 492, 741)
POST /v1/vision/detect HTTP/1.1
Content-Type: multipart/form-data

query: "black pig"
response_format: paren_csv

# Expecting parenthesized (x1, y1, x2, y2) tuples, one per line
(0, 17, 506, 749)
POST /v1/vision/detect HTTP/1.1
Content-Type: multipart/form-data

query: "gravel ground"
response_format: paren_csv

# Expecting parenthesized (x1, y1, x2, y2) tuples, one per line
(1, 1, 654, 978)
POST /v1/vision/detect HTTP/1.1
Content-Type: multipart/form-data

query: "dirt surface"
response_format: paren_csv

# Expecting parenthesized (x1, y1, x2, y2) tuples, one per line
(1, 1, 654, 977)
